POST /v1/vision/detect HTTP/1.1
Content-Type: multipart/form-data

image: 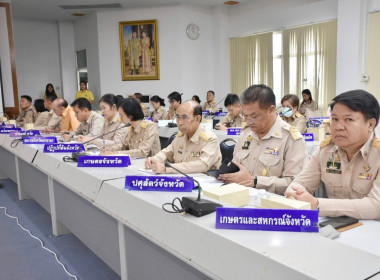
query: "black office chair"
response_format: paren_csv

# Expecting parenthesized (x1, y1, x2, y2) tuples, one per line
(220, 138, 237, 162)
(167, 132, 178, 146)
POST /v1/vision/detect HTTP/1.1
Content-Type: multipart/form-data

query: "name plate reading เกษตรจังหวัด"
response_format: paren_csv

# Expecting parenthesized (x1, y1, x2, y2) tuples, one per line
(22, 136, 58, 144)
(43, 143, 85, 153)
(9, 130, 40, 137)
(302, 133, 314, 141)
(215, 208, 319, 232)
(227, 127, 242, 136)
(0, 127, 22, 134)
(77, 155, 131, 167)
(125, 175, 194, 192)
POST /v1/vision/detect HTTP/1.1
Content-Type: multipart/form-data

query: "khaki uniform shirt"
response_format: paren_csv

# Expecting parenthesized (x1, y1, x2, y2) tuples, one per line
(166, 107, 176, 120)
(299, 100, 318, 115)
(141, 104, 150, 118)
(152, 106, 168, 122)
(220, 113, 245, 128)
(152, 124, 222, 174)
(233, 116, 307, 194)
(91, 114, 128, 151)
(288, 133, 380, 220)
(73, 111, 104, 138)
(16, 106, 37, 128)
(60, 106, 80, 132)
(202, 100, 219, 113)
(119, 120, 160, 158)
(281, 111, 306, 133)
(34, 110, 61, 131)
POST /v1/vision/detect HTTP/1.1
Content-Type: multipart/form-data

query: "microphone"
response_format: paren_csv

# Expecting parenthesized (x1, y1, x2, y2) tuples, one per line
(71, 123, 130, 161)
(165, 162, 222, 217)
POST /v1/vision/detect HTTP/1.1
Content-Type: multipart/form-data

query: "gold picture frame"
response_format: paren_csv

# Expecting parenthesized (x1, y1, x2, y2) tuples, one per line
(119, 19, 159, 81)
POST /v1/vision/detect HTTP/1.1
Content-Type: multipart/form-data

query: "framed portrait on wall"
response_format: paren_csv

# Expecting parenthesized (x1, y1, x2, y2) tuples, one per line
(119, 19, 159, 81)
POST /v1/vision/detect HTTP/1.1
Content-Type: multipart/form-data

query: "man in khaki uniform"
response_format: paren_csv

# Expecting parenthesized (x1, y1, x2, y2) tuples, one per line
(127, 31, 141, 75)
(16, 95, 37, 128)
(286, 90, 380, 220)
(280, 94, 306, 133)
(219, 84, 307, 195)
(61, 98, 104, 141)
(146, 101, 222, 174)
(35, 94, 61, 131)
(215, 93, 245, 130)
(166, 91, 182, 120)
(202, 90, 219, 113)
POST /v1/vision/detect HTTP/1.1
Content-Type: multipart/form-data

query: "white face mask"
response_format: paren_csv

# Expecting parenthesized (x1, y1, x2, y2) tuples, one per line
(327, 106, 331, 118)
(281, 107, 293, 118)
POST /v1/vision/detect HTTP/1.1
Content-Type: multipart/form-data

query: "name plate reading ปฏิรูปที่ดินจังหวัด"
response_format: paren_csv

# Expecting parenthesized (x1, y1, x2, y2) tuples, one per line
(77, 155, 131, 167)
(125, 175, 194, 192)
(215, 208, 319, 232)
(43, 143, 85, 153)
(9, 130, 40, 137)
(22, 136, 57, 144)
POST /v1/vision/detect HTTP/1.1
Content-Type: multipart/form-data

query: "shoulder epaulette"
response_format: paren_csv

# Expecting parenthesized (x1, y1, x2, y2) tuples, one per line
(177, 132, 184, 137)
(320, 137, 333, 148)
(295, 112, 302, 118)
(199, 131, 211, 142)
(289, 126, 303, 140)
(141, 104, 146, 109)
(140, 122, 148, 129)
(373, 138, 380, 151)
(117, 117, 121, 122)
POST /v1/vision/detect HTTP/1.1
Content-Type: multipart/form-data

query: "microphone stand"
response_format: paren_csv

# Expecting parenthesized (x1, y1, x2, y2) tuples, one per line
(165, 162, 222, 217)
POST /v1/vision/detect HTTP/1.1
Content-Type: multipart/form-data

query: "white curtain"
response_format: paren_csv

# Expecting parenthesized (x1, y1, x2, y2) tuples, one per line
(368, 12, 380, 101)
(230, 32, 273, 95)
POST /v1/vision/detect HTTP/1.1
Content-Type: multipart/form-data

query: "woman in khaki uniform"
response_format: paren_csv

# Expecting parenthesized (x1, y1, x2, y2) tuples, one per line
(150, 95, 168, 122)
(104, 98, 160, 158)
(280, 94, 306, 133)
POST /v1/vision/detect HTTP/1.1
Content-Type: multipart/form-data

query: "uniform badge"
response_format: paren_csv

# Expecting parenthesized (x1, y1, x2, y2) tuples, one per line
(136, 138, 143, 143)
(242, 135, 253, 150)
(264, 147, 279, 155)
(261, 168, 268, 176)
(191, 152, 200, 157)
(358, 173, 372, 180)
(364, 163, 371, 172)
(326, 161, 342, 174)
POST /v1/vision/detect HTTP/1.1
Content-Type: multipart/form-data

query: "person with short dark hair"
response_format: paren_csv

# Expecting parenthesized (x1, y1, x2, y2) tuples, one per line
(299, 89, 318, 115)
(61, 98, 104, 141)
(281, 94, 306, 133)
(16, 95, 37, 128)
(52, 98, 80, 132)
(192, 95, 201, 104)
(75, 81, 95, 104)
(150, 95, 167, 122)
(166, 91, 182, 120)
(146, 101, 222, 174)
(103, 98, 160, 158)
(286, 90, 380, 219)
(35, 94, 61, 131)
(215, 93, 245, 130)
(202, 90, 219, 113)
(133, 92, 150, 117)
(219, 84, 307, 194)
(76, 94, 128, 151)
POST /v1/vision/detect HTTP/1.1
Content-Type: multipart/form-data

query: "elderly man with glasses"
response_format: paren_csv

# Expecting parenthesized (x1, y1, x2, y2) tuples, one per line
(145, 100, 222, 174)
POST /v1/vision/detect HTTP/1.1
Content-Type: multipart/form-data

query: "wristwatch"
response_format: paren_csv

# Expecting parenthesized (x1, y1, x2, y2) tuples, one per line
(253, 176, 257, 188)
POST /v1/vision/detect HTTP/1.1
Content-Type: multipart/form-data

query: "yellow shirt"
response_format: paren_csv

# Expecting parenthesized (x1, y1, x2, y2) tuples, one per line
(75, 90, 94, 103)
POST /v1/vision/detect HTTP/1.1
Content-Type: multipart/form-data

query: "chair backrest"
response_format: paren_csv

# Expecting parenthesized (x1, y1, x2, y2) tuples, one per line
(167, 132, 177, 146)
(220, 138, 237, 162)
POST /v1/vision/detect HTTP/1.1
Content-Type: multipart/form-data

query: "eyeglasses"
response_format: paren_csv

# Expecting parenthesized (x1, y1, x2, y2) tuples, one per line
(175, 114, 193, 121)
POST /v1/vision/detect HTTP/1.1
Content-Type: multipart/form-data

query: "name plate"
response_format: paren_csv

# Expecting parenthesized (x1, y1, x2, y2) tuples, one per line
(10, 130, 41, 138)
(216, 208, 318, 232)
(227, 127, 242, 135)
(144, 117, 153, 122)
(0, 127, 22, 134)
(0, 123, 14, 128)
(43, 143, 85, 153)
(214, 112, 228, 117)
(125, 175, 194, 192)
(202, 110, 210, 116)
(77, 155, 131, 167)
(302, 133, 314, 141)
(23, 136, 58, 144)
(158, 120, 177, 127)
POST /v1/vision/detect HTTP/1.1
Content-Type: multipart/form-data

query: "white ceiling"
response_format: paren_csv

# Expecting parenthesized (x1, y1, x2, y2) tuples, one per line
(10, 0, 246, 21)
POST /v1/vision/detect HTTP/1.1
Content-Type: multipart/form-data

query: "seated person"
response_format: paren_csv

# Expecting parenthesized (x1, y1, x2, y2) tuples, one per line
(75, 81, 94, 104)
(215, 93, 245, 130)
(43, 83, 58, 98)
(132, 92, 150, 117)
(52, 98, 80, 132)
(33, 98, 49, 127)
(299, 89, 318, 115)
(16, 95, 37, 128)
(202, 90, 219, 113)
(150, 95, 168, 122)
(280, 94, 306, 133)
(103, 98, 160, 158)
(219, 84, 307, 194)
(76, 94, 128, 151)
(286, 90, 380, 220)
(34, 93, 61, 131)
(145, 101, 222, 174)
(166, 91, 182, 120)
(61, 98, 104, 141)
(192, 95, 201, 104)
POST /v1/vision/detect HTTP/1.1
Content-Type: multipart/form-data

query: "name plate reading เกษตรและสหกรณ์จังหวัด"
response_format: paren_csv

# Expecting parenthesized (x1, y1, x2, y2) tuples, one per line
(77, 155, 131, 167)
(125, 175, 194, 192)
(43, 143, 85, 153)
(215, 208, 319, 232)
(22, 136, 58, 144)
(227, 127, 242, 136)
(302, 133, 314, 141)
(9, 130, 40, 137)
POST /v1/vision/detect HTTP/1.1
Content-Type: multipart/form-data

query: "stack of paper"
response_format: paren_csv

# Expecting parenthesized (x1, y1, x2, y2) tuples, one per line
(261, 196, 311, 209)
(203, 183, 249, 207)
